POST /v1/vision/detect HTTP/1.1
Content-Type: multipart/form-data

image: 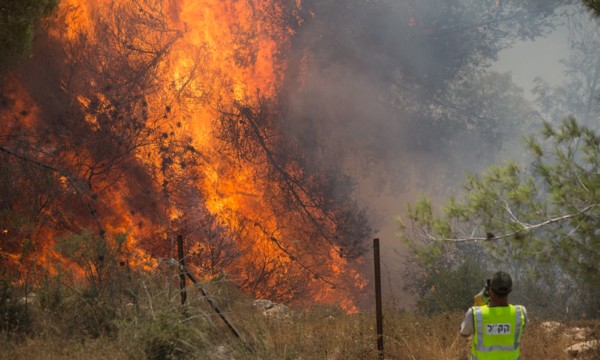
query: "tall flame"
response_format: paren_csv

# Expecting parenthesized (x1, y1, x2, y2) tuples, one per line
(1, 0, 368, 310)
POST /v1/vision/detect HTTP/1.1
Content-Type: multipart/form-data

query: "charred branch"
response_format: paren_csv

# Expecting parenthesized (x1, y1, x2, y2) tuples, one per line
(219, 99, 369, 259)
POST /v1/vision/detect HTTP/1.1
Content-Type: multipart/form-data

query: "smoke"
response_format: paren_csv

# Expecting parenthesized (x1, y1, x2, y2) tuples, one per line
(281, 1, 559, 182)
(275, 0, 575, 305)
(1, 0, 586, 309)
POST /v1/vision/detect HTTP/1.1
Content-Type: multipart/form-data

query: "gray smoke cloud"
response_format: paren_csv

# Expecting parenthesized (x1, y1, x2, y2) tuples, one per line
(276, 0, 581, 306)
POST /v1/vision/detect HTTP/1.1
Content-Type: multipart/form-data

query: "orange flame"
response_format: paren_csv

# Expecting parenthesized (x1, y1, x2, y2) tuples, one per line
(3, 0, 367, 310)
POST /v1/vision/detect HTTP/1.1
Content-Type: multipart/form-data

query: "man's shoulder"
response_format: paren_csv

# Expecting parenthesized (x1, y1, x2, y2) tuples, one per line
(511, 304, 529, 322)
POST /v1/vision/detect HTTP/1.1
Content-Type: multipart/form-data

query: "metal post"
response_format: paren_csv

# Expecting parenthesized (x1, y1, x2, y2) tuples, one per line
(177, 234, 187, 305)
(374, 238, 384, 359)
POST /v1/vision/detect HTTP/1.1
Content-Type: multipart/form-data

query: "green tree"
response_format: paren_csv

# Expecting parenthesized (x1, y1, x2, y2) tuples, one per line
(398, 118, 600, 292)
(0, 0, 59, 73)
(402, 239, 488, 315)
(285, 0, 562, 192)
(422, 70, 538, 178)
(583, 0, 600, 16)
(294, 0, 563, 88)
(534, 8, 600, 126)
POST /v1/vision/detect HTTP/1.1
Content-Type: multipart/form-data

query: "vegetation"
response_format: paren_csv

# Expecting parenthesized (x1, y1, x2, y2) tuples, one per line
(0, 0, 59, 73)
(534, 7, 600, 127)
(402, 243, 488, 316)
(583, 0, 600, 16)
(285, 0, 565, 188)
(0, 268, 598, 360)
(398, 118, 600, 317)
(0, 0, 373, 302)
(1, 1, 599, 358)
(396, 0, 600, 320)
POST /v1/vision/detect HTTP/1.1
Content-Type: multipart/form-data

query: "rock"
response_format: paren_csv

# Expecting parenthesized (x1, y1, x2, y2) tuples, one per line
(541, 321, 562, 333)
(564, 327, 593, 342)
(253, 299, 290, 318)
(208, 345, 234, 360)
(263, 303, 290, 317)
(253, 299, 274, 310)
(565, 340, 599, 358)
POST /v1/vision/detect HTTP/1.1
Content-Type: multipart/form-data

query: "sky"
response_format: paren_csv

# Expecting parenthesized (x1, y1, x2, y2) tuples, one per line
(494, 26, 569, 99)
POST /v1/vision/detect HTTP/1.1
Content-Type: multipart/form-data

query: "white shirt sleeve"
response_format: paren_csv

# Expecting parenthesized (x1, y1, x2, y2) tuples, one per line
(460, 308, 474, 336)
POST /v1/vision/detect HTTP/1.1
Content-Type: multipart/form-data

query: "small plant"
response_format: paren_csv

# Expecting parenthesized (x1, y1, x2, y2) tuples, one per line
(0, 278, 31, 334)
(37, 271, 63, 312)
(139, 311, 207, 360)
(54, 229, 129, 291)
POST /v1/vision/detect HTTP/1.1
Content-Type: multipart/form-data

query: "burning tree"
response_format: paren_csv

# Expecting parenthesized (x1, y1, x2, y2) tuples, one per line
(214, 97, 371, 302)
(0, 0, 373, 309)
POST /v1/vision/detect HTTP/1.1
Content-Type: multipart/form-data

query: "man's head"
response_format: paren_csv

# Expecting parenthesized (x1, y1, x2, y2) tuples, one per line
(489, 271, 512, 298)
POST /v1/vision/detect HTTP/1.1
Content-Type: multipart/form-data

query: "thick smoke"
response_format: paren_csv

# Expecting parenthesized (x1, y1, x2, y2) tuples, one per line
(275, 0, 578, 304)
(280, 0, 565, 184)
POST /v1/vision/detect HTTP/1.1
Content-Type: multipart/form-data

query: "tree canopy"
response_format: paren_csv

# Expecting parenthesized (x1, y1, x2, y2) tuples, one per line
(0, 0, 59, 73)
(534, 8, 600, 126)
(398, 118, 600, 289)
(281, 0, 566, 190)
(583, 0, 600, 16)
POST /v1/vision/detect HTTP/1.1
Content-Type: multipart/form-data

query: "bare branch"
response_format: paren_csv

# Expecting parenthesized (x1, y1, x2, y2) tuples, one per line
(252, 220, 338, 288)
(231, 101, 345, 256)
(433, 203, 600, 242)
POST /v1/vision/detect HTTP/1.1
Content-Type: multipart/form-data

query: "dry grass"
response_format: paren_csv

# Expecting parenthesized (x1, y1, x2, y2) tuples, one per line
(234, 308, 589, 360)
(0, 272, 598, 360)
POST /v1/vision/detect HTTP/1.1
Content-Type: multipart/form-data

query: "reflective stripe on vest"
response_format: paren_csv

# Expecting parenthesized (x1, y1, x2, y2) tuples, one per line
(471, 305, 525, 360)
(470, 354, 520, 360)
(470, 356, 520, 360)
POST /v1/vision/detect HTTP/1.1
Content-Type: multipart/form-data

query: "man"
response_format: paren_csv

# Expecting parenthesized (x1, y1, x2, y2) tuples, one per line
(460, 271, 528, 360)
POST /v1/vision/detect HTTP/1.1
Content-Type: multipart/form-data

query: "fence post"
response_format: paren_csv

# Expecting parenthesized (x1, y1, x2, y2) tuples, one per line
(177, 234, 187, 306)
(374, 238, 384, 359)
(183, 266, 252, 353)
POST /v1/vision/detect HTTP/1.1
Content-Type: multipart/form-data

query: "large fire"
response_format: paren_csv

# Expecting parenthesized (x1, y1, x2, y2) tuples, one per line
(0, 0, 371, 311)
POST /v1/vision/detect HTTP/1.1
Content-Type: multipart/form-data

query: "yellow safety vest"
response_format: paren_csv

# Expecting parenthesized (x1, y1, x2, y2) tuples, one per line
(471, 305, 526, 360)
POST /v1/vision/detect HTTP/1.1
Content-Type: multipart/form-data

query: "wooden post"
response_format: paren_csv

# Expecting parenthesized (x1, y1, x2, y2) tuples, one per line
(177, 234, 187, 306)
(184, 266, 252, 353)
(175, 240, 252, 352)
(374, 238, 384, 359)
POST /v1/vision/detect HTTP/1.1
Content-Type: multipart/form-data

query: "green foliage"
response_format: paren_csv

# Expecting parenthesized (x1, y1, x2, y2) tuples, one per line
(399, 199, 489, 315)
(70, 293, 118, 337)
(583, 0, 600, 17)
(411, 257, 487, 315)
(509, 262, 600, 320)
(426, 70, 537, 165)
(54, 229, 129, 291)
(37, 270, 64, 312)
(136, 311, 209, 360)
(398, 118, 600, 297)
(533, 8, 600, 127)
(0, 0, 59, 72)
(0, 277, 31, 334)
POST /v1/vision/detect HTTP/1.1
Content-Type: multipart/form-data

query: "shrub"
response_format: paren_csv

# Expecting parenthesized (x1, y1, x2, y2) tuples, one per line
(0, 278, 31, 334)
(37, 271, 64, 313)
(140, 311, 207, 360)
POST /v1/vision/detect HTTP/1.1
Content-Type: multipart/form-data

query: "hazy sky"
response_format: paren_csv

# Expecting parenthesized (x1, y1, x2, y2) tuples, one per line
(494, 26, 569, 98)
(368, 23, 574, 306)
